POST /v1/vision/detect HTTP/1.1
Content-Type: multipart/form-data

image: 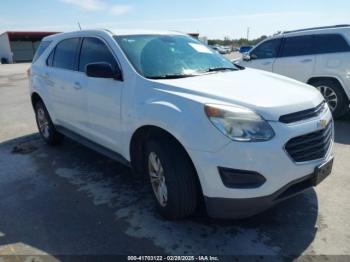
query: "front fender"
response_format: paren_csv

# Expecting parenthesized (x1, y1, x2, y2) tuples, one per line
(125, 95, 231, 157)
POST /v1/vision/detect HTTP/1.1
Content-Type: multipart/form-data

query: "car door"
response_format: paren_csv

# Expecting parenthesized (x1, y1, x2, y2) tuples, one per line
(46, 37, 88, 135)
(273, 35, 315, 82)
(78, 37, 124, 152)
(240, 38, 282, 71)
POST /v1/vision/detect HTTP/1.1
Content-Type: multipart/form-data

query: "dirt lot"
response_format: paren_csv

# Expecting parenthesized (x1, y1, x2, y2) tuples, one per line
(0, 63, 350, 260)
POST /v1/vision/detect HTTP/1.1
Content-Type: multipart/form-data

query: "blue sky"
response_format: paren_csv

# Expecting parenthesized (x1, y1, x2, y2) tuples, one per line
(1, 0, 349, 39)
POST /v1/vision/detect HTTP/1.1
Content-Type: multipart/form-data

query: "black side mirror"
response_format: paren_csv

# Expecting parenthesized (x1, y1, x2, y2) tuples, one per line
(86, 62, 122, 80)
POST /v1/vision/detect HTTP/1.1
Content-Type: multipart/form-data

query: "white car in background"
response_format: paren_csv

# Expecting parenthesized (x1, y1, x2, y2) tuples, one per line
(29, 29, 333, 219)
(238, 25, 350, 118)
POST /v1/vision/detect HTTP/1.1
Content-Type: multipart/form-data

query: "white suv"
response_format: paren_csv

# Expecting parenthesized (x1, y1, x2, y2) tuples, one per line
(238, 25, 350, 118)
(29, 29, 334, 219)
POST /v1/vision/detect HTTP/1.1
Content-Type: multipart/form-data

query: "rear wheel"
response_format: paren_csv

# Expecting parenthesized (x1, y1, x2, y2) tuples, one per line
(34, 100, 64, 145)
(145, 138, 198, 219)
(310, 79, 348, 118)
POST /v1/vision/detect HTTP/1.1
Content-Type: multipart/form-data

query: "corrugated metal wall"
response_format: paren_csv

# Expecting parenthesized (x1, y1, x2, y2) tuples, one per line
(10, 40, 40, 62)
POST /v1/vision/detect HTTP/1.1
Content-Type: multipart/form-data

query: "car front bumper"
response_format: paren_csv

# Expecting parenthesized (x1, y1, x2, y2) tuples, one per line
(187, 108, 334, 218)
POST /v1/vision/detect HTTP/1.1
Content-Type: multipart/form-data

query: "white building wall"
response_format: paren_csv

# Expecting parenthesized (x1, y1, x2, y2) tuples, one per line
(0, 33, 13, 63)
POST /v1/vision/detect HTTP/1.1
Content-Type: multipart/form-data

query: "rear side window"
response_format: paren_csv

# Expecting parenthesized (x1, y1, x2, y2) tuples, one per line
(52, 38, 80, 70)
(79, 37, 117, 72)
(32, 41, 51, 63)
(250, 38, 282, 59)
(281, 36, 314, 57)
(313, 34, 350, 54)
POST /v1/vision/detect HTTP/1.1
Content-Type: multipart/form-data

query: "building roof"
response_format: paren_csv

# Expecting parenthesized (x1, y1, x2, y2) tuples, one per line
(1, 31, 60, 39)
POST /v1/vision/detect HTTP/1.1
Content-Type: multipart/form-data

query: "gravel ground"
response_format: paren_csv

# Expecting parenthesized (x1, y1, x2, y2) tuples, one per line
(0, 63, 349, 261)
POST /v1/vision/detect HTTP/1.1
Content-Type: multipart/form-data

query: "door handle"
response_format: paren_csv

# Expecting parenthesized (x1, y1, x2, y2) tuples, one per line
(300, 59, 312, 63)
(73, 82, 82, 90)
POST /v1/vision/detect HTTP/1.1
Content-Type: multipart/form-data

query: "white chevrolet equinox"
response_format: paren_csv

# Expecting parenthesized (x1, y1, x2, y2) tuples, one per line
(29, 29, 334, 219)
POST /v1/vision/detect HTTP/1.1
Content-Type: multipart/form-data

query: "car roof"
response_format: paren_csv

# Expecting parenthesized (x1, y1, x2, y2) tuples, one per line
(43, 29, 186, 41)
(281, 25, 350, 37)
(257, 25, 350, 44)
(112, 29, 185, 36)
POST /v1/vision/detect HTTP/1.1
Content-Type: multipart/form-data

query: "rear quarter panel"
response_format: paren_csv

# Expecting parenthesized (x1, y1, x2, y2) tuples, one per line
(313, 51, 350, 99)
(29, 62, 58, 122)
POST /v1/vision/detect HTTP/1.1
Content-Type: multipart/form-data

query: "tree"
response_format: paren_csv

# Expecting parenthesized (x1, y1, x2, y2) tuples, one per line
(208, 35, 269, 47)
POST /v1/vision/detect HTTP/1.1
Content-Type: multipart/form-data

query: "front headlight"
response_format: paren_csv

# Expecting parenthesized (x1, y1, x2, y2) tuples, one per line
(204, 104, 275, 142)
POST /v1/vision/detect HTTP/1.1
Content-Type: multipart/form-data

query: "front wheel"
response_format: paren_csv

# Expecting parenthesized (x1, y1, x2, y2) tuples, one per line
(145, 138, 198, 219)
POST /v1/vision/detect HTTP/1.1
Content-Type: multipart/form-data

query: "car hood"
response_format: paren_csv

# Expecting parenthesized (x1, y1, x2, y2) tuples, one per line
(152, 68, 324, 121)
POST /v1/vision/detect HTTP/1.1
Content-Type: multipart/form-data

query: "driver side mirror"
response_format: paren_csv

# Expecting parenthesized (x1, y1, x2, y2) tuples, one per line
(86, 62, 123, 80)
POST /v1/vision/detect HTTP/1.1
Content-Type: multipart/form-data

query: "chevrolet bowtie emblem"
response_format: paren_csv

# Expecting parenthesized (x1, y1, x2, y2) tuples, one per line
(319, 119, 328, 128)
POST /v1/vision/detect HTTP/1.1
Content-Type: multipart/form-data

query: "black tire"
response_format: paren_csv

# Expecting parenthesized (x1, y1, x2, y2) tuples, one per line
(310, 79, 349, 118)
(145, 138, 198, 219)
(34, 100, 64, 145)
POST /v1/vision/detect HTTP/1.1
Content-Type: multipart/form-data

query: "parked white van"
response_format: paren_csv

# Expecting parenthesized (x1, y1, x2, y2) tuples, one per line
(238, 25, 350, 118)
(29, 29, 333, 219)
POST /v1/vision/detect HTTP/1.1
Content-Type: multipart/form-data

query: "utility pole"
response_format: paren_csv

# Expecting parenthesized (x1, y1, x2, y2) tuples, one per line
(247, 27, 250, 40)
(78, 22, 82, 30)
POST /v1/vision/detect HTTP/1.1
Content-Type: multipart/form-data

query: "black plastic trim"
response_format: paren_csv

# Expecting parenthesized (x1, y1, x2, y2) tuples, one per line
(218, 167, 266, 189)
(285, 121, 333, 162)
(56, 125, 130, 167)
(279, 102, 326, 124)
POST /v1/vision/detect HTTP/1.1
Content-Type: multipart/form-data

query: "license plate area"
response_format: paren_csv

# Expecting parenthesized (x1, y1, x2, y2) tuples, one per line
(312, 157, 334, 186)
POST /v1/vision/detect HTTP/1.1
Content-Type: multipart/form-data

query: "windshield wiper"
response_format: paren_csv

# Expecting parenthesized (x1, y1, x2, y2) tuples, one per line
(147, 74, 197, 80)
(147, 67, 239, 79)
(206, 67, 237, 72)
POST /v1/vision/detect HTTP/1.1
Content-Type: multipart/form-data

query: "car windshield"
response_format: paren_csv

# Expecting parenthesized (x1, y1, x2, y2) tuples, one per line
(114, 34, 237, 79)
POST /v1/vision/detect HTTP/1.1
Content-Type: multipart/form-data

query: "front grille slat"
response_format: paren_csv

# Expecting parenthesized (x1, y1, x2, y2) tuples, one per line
(291, 145, 329, 162)
(289, 137, 331, 155)
(286, 127, 332, 151)
(285, 121, 333, 162)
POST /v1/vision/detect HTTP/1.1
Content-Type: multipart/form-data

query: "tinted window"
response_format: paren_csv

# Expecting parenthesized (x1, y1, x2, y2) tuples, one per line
(281, 36, 313, 57)
(79, 38, 117, 72)
(32, 41, 51, 63)
(52, 38, 80, 70)
(250, 39, 281, 59)
(314, 34, 350, 54)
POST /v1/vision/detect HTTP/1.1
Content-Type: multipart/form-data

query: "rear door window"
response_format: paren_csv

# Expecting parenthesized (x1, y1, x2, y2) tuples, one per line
(313, 34, 350, 54)
(52, 38, 80, 70)
(250, 38, 282, 59)
(280, 35, 314, 57)
(78, 37, 117, 72)
(32, 41, 51, 63)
